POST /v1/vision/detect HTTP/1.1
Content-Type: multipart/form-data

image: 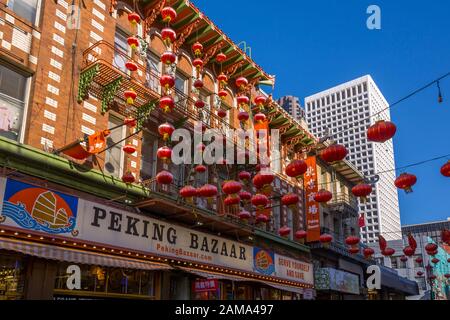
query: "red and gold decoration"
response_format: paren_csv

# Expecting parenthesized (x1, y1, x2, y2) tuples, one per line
(156, 170, 173, 185)
(320, 144, 348, 163)
(127, 36, 139, 50)
(128, 12, 141, 25)
(363, 247, 375, 260)
(158, 122, 175, 141)
(285, 159, 307, 179)
(122, 144, 136, 154)
(394, 173, 417, 193)
(157, 146, 172, 163)
(319, 234, 333, 248)
(440, 161, 450, 177)
(159, 96, 175, 113)
(314, 189, 332, 204)
(351, 183, 372, 202)
(195, 165, 207, 173)
(238, 210, 251, 223)
(180, 186, 197, 204)
(161, 6, 177, 23)
(197, 184, 218, 204)
(279, 226, 291, 238)
(238, 191, 252, 203)
(295, 230, 307, 244)
(367, 120, 397, 143)
(121, 171, 135, 184)
(161, 51, 176, 65)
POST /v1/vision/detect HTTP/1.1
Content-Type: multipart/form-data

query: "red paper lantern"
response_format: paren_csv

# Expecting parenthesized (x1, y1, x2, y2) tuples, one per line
(195, 165, 207, 173)
(415, 257, 423, 264)
(124, 89, 137, 105)
(192, 42, 203, 57)
(251, 194, 269, 209)
(254, 95, 266, 106)
(279, 226, 291, 237)
(285, 160, 307, 179)
(159, 96, 175, 113)
(351, 184, 373, 200)
(197, 184, 218, 198)
(123, 144, 136, 154)
(238, 210, 251, 221)
(161, 6, 177, 23)
(382, 248, 395, 257)
(345, 236, 360, 246)
(157, 146, 172, 161)
(238, 111, 249, 122)
(156, 171, 173, 185)
(158, 122, 175, 141)
(431, 258, 440, 264)
(124, 117, 136, 128)
(442, 229, 450, 245)
(161, 28, 176, 45)
(425, 243, 438, 253)
(127, 36, 139, 50)
(252, 172, 274, 190)
(403, 246, 415, 257)
(194, 100, 205, 109)
(395, 173, 417, 193)
(217, 73, 228, 85)
(444, 274, 450, 279)
(281, 194, 299, 207)
(237, 95, 250, 106)
(319, 234, 333, 245)
(161, 51, 176, 65)
(193, 79, 204, 89)
(180, 186, 197, 203)
(222, 181, 242, 195)
(348, 247, 360, 255)
(125, 61, 138, 72)
(295, 230, 307, 242)
(224, 195, 240, 207)
(216, 52, 227, 63)
(235, 77, 248, 90)
(160, 75, 175, 91)
(429, 275, 437, 280)
(440, 161, 450, 177)
(217, 109, 227, 118)
(218, 90, 228, 100)
(417, 271, 424, 276)
(400, 256, 408, 262)
(314, 189, 332, 203)
(238, 171, 251, 183)
(193, 58, 204, 71)
(254, 113, 266, 124)
(121, 171, 135, 184)
(367, 120, 397, 143)
(256, 214, 270, 224)
(238, 191, 252, 202)
(363, 247, 375, 259)
(320, 144, 348, 163)
(128, 12, 141, 25)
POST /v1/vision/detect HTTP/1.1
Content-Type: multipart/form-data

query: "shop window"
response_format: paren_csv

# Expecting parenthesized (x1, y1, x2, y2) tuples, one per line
(104, 116, 125, 177)
(7, 0, 40, 24)
(0, 64, 29, 142)
(113, 28, 130, 73)
(0, 253, 26, 300)
(390, 257, 398, 269)
(54, 263, 157, 298)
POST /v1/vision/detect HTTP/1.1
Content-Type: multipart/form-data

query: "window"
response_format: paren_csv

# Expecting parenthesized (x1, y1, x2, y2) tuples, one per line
(0, 253, 26, 300)
(113, 28, 130, 73)
(104, 116, 125, 177)
(146, 52, 160, 93)
(140, 131, 157, 181)
(8, 0, 40, 24)
(0, 64, 29, 142)
(415, 277, 427, 291)
(174, 72, 188, 103)
(390, 257, 398, 268)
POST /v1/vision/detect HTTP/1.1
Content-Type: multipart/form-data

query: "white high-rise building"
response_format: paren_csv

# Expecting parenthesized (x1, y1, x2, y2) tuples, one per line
(304, 75, 401, 243)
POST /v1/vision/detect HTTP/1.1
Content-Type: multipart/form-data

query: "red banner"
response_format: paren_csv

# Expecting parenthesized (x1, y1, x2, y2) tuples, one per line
(358, 213, 366, 228)
(193, 279, 219, 293)
(304, 156, 320, 242)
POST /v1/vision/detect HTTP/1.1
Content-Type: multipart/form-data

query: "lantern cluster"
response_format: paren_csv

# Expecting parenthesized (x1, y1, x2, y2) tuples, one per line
(159, 5, 178, 114)
(345, 236, 360, 255)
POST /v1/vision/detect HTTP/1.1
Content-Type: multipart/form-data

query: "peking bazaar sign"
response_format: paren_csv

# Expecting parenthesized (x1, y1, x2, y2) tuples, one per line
(304, 156, 320, 242)
(0, 178, 314, 287)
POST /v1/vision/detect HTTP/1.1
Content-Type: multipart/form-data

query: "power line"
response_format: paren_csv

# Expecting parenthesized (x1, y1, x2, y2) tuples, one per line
(329, 71, 450, 139)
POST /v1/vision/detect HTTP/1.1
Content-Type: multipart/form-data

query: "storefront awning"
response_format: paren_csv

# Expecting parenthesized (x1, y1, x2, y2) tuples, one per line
(0, 238, 172, 271)
(179, 267, 305, 294)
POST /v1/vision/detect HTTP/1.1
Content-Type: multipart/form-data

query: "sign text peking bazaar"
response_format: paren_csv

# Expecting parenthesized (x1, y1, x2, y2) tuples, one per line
(0, 178, 314, 288)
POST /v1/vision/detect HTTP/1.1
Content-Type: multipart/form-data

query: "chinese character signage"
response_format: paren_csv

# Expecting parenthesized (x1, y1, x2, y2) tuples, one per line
(303, 156, 320, 242)
(193, 279, 219, 293)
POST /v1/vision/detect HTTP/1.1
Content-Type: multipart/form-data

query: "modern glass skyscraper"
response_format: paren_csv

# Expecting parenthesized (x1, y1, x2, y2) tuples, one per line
(305, 75, 401, 243)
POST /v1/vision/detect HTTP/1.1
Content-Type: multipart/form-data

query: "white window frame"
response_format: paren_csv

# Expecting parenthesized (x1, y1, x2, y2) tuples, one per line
(7, 0, 42, 26)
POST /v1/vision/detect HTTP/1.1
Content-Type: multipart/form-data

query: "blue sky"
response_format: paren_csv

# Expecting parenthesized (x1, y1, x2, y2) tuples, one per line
(194, 0, 450, 225)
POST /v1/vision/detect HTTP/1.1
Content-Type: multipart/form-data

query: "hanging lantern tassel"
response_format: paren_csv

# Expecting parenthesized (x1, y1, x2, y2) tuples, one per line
(437, 81, 443, 103)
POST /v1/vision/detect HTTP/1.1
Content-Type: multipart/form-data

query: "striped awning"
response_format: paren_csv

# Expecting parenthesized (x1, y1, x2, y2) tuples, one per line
(0, 238, 172, 271)
(178, 267, 304, 294)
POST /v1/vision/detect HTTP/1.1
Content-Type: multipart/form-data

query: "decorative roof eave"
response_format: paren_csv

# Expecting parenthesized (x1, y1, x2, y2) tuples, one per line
(142, 0, 272, 83)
